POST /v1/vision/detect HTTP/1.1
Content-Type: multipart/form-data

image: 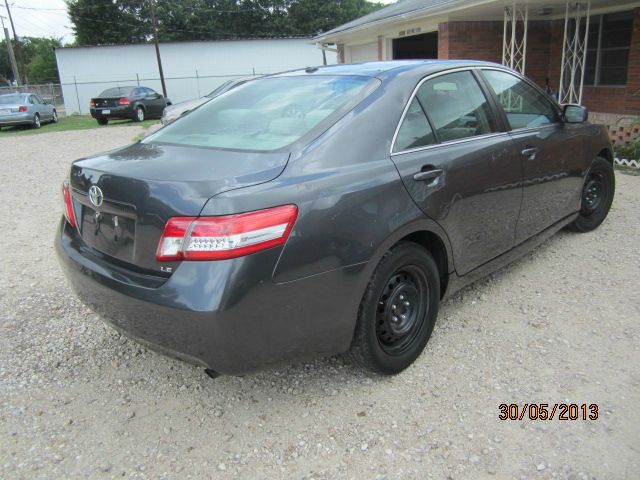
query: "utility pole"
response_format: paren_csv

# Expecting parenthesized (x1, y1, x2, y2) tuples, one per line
(3, 0, 25, 84)
(0, 14, 19, 85)
(150, 0, 167, 97)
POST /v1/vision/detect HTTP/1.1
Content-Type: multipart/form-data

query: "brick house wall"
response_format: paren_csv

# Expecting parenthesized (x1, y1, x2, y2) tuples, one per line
(438, 8, 640, 116)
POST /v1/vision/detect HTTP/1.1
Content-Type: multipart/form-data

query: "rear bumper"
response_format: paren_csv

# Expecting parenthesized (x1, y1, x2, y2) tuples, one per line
(90, 106, 134, 119)
(55, 219, 364, 374)
(0, 113, 32, 126)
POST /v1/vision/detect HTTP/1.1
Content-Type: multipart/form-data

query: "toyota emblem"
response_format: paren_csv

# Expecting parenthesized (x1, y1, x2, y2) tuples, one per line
(89, 185, 104, 208)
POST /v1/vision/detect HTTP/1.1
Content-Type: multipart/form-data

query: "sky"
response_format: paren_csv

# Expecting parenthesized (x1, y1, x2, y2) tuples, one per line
(0, 0, 397, 45)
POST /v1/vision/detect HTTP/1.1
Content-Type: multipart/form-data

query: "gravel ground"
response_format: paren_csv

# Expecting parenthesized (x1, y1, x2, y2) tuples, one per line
(0, 126, 639, 480)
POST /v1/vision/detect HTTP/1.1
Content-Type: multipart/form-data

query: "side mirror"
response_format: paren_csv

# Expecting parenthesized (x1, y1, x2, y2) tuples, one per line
(563, 104, 588, 123)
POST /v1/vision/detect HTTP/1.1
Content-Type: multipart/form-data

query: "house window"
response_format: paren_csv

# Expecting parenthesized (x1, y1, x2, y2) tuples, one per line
(583, 11, 634, 87)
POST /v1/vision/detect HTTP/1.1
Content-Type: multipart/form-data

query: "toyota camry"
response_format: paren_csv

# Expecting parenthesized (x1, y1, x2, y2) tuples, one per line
(56, 61, 615, 377)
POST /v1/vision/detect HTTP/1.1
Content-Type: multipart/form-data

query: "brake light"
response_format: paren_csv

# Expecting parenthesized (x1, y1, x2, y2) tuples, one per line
(156, 205, 298, 262)
(62, 181, 77, 228)
(18, 106, 27, 112)
(118, 97, 131, 106)
(90, 99, 96, 107)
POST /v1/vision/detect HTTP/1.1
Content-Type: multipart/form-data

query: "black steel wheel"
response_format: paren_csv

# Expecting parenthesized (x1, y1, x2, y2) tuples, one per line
(349, 242, 440, 374)
(567, 157, 615, 233)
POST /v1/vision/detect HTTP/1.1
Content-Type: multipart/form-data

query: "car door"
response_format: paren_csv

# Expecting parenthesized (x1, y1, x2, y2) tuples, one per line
(35, 94, 51, 120)
(390, 69, 523, 275)
(143, 88, 164, 116)
(27, 95, 38, 116)
(479, 69, 586, 243)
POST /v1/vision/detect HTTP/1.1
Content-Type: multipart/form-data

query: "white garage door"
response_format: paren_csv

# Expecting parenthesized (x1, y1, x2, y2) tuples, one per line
(349, 42, 378, 63)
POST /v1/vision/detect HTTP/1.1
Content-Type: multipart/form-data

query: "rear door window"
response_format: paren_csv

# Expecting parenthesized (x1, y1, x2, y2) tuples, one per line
(481, 70, 559, 129)
(416, 71, 497, 143)
(393, 98, 435, 153)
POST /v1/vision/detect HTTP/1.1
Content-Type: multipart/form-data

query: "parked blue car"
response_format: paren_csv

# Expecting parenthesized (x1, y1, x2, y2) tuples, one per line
(0, 92, 58, 130)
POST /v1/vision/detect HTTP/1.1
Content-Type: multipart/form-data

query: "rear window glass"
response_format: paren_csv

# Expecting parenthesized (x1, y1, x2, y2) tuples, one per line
(145, 75, 374, 151)
(0, 94, 24, 105)
(99, 87, 135, 97)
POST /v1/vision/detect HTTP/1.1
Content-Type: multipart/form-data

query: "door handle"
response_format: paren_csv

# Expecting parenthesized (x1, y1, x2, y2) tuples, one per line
(413, 169, 443, 182)
(521, 147, 539, 159)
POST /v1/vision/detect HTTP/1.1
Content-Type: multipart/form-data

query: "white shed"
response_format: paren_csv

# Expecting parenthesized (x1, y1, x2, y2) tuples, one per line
(55, 38, 337, 115)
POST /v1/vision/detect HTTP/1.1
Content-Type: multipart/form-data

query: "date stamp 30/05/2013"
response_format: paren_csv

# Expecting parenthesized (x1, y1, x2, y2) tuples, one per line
(499, 404, 599, 421)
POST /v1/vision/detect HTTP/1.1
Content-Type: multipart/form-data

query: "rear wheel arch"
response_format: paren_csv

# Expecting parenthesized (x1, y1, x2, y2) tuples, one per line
(598, 148, 613, 164)
(368, 223, 453, 300)
(396, 231, 450, 299)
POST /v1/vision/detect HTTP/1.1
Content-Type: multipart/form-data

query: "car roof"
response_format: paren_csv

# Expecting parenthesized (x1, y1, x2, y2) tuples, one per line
(274, 60, 507, 79)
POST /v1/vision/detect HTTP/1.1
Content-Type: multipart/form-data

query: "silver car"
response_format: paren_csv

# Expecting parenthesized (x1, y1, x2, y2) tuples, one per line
(161, 77, 257, 125)
(0, 93, 58, 130)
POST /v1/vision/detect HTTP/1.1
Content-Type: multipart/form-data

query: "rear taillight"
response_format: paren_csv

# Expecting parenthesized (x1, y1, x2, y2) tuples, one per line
(118, 97, 131, 106)
(90, 99, 96, 107)
(62, 181, 77, 228)
(156, 205, 298, 262)
(18, 106, 27, 112)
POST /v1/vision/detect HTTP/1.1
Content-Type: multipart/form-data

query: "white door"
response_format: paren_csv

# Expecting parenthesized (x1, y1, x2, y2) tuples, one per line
(348, 42, 378, 63)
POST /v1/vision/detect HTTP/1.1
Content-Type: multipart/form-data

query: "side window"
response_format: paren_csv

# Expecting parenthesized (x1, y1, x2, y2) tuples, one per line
(27, 95, 35, 104)
(482, 70, 559, 130)
(416, 71, 497, 143)
(35, 95, 44, 104)
(393, 98, 436, 153)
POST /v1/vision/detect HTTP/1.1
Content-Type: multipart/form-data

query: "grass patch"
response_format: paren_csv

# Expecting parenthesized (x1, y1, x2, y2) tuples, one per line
(0, 115, 159, 136)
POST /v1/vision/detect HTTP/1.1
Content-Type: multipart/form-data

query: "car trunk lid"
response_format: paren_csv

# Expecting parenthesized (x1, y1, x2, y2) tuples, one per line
(68, 142, 289, 274)
(92, 97, 123, 108)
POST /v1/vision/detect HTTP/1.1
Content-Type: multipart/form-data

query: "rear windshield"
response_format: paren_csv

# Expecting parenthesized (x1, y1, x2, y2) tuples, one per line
(145, 75, 373, 151)
(99, 87, 135, 97)
(0, 94, 24, 105)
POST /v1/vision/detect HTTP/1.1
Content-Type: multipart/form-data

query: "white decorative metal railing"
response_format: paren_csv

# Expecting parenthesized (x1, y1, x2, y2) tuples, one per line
(558, 1, 591, 105)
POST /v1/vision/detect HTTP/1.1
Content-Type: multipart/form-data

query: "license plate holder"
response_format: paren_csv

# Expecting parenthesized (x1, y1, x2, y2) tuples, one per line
(0, 109, 11, 115)
(81, 207, 135, 260)
(101, 109, 111, 115)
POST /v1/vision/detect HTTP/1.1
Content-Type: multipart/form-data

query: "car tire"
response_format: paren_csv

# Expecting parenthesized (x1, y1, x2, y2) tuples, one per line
(33, 114, 41, 129)
(566, 157, 615, 233)
(97, 117, 108, 126)
(52, 110, 58, 123)
(348, 242, 440, 375)
(134, 106, 145, 122)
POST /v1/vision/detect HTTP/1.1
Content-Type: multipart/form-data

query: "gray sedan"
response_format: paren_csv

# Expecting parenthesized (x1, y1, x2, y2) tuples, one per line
(0, 92, 58, 130)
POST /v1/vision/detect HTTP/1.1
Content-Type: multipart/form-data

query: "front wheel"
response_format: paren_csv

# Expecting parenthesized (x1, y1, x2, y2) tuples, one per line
(348, 242, 440, 375)
(566, 157, 615, 233)
(51, 110, 58, 123)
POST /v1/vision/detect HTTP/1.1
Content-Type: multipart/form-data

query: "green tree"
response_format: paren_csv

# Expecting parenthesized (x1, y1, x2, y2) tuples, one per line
(66, 0, 384, 44)
(289, 0, 383, 36)
(0, 37, 62, 84)
(67, 0, 150, 46)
